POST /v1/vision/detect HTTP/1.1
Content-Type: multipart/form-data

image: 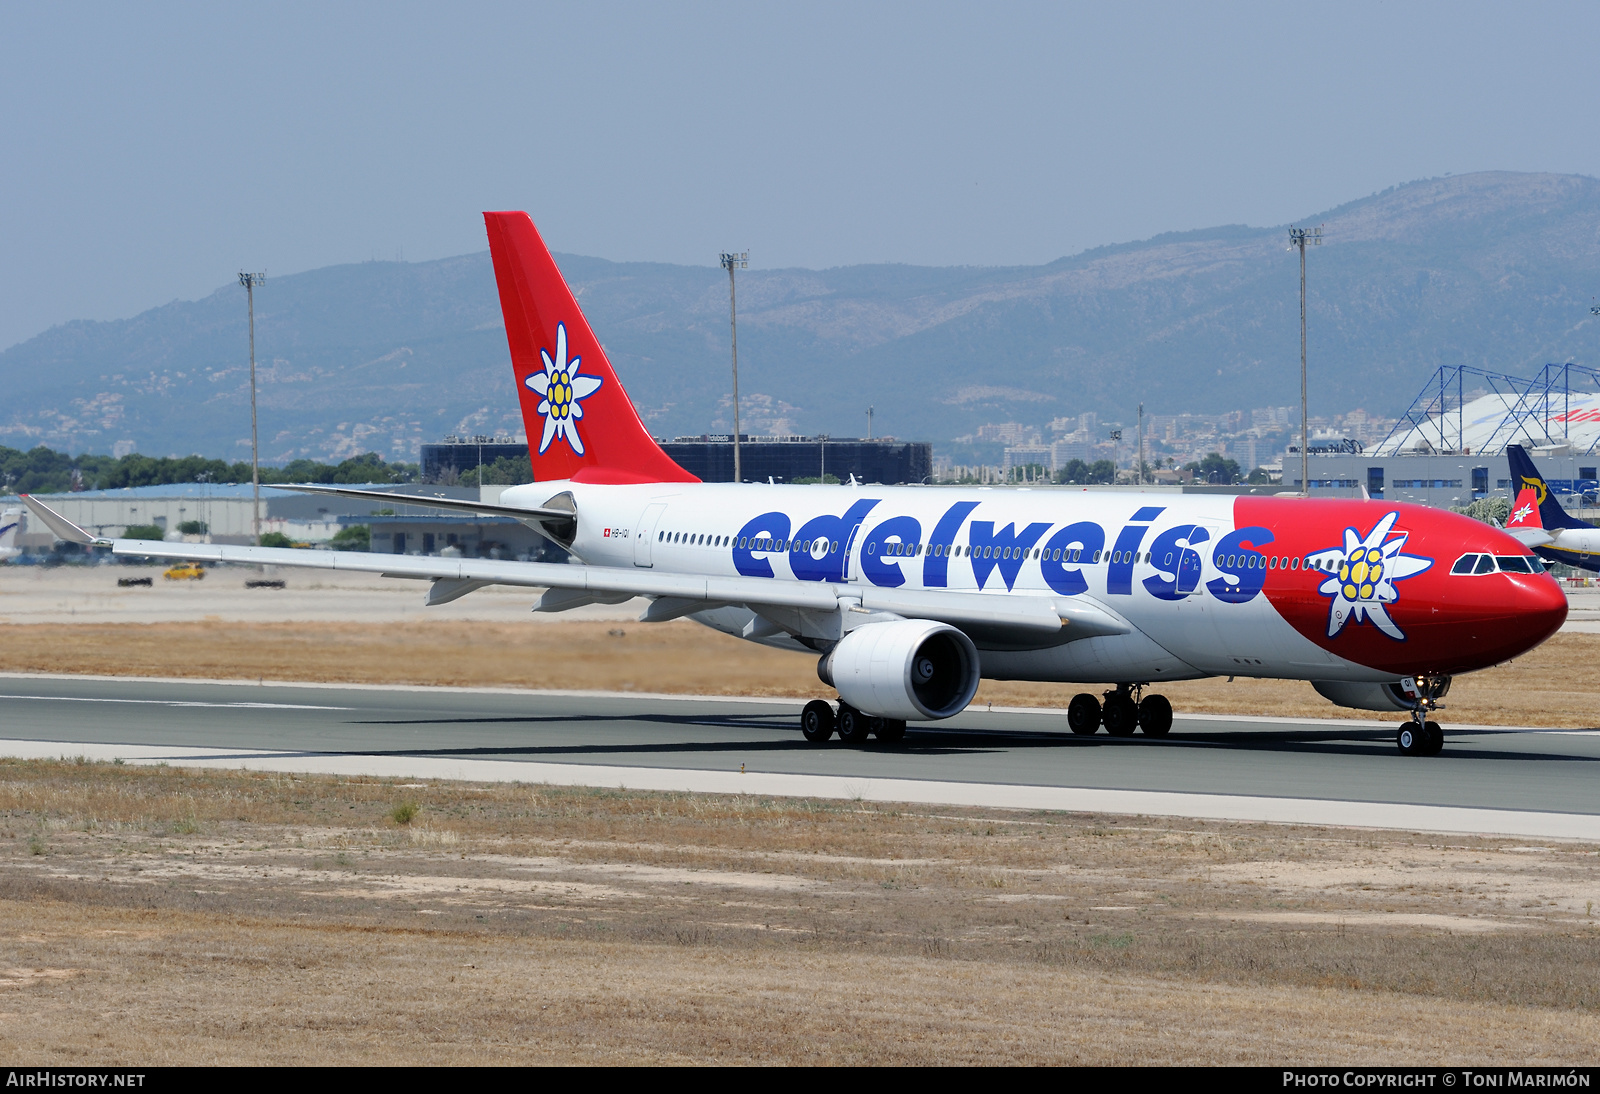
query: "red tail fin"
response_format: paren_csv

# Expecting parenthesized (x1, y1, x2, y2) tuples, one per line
(483, 212, 698, 485)
(1507, 486, 1543, 530)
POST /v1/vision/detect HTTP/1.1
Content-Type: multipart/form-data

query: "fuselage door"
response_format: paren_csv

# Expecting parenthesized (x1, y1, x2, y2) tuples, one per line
(844, 523, 865, 584)
(635, 503, 668, 568)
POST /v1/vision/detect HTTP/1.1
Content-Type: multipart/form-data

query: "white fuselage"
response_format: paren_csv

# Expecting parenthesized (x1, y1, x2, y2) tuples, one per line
(503, 479, 1379, 686)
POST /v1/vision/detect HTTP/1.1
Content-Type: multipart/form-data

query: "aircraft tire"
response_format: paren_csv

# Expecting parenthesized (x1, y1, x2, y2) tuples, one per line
(1102, 695, 1139, 737)
(1138, 695, 1173, 737)
(801, 700, 836, 744)
(1422, 720, 1445, 756)
(1067, 694, 1102, 735)
(838, 705, 873, 745)
(876, 719, 907, 744)
(1396, 722, 1426, 756)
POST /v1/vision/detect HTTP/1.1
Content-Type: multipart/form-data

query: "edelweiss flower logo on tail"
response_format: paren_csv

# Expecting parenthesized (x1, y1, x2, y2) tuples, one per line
(525, 322, 602, 455)
(1308, 511, 1433, 640)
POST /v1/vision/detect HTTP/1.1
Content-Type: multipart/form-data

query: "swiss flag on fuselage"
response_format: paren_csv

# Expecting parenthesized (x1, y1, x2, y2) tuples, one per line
(483, 212, 698, 485)
(1507, 486, 1544, 530)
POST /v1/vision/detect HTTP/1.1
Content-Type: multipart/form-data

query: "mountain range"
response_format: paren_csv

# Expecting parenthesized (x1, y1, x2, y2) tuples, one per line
(3, 170, 1598, 463)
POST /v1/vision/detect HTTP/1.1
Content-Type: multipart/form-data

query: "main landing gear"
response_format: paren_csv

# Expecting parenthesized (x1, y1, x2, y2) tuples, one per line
(801, 700, 906, 747)
(1067, 685, 1173, 737)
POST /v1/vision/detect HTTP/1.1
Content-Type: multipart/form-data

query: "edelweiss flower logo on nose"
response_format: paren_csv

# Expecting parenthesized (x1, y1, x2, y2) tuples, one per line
(1306, 511, 1432, 640)
(525, 322, 603, 455)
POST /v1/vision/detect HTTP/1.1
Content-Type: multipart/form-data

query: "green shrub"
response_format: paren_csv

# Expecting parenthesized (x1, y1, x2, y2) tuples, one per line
(258, 531, 293, 548)
(389, 801, 418, 825)
(330, 525, 370, 551)
(122, 523, 166, 540)
(177, 520, 208, 535)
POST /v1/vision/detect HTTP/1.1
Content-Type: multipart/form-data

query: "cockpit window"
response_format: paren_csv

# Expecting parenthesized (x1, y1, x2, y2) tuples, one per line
(1495, 555, 1536, 574)
(1451, 554, 1480, 575)
(1474, 555, 1496, 575)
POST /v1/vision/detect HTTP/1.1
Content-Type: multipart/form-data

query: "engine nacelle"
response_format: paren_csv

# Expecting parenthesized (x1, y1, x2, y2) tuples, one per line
(817, 619, 981, 721)
(1312, 676, 1452, 712)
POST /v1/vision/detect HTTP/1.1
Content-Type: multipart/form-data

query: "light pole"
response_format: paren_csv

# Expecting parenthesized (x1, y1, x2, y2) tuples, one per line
(867, 405, 874, 440)
(1137, 402, 1145, 485)
(239, 270, 266, 545)
(720, 251, 747, 482)
(1288, 226, 1321, 496)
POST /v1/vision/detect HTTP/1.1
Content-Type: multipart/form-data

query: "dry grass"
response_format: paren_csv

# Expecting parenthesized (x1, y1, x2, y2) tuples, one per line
(4, 619, 1598, 727)
(3, 758, 1600, 1064)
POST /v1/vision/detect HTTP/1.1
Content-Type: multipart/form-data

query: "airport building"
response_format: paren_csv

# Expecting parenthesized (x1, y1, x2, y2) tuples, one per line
(422, 436, 934, 485)
(1287, 365, 1600, 513)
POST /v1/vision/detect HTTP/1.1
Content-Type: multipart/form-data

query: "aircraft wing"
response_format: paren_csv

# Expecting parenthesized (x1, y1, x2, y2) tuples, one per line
(274, 484, 576, 521)
(20, 494, 1127, 644)
(1504, 527, 1554, 548)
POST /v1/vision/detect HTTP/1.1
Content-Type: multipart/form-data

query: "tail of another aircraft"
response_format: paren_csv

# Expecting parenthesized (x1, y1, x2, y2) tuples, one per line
(0, 508, 22, 559)
(483, 212, 698, 485)
(1506, 444, 1588, 530)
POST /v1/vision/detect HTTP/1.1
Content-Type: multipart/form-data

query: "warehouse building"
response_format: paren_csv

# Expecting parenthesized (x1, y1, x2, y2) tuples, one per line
(422, 436, 934, 485)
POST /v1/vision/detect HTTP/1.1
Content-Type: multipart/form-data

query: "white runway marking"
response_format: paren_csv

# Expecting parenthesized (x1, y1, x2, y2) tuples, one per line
(0, 694, 351, 711)
(3, 737, 1595, 842)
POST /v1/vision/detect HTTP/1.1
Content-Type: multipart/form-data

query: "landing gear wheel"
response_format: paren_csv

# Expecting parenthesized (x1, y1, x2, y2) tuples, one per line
(1138, 694, 1173, 737)
(1067, 693, 1102, 736)
(800, 700, 835, 744)
(876, 719, 907, 744)
(837, 705, 873, 745)
(1422, 720, 1444, 757)
(1102, 693, 1139, 737)
(1396, 721, 1426, 756)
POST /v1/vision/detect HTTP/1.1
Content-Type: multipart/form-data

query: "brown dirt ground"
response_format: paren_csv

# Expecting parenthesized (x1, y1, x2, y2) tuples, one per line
(3, 759, 1600, 1065)
(3, 620, 1598, 727)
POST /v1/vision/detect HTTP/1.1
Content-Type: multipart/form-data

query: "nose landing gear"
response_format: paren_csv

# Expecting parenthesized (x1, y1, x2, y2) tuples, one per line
(1396, 676, 1449, 756)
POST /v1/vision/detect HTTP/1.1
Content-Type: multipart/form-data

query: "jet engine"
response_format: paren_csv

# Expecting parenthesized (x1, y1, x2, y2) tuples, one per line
(1313, 677, 1452, 712)
(817, 619, 980, 721)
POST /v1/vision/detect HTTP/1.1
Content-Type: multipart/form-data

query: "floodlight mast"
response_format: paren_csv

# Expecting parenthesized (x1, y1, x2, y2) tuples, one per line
(1287, 226, 1322, 496)
(720, 252, 748, 482)
(238, 270, 266, 545)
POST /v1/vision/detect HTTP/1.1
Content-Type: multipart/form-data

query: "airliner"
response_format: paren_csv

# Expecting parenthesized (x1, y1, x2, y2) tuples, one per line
(21, 213, 1569, 757)
(1505, 443, 1600, 573)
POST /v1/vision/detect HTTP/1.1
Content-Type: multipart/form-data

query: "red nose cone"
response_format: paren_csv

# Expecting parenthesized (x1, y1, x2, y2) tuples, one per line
(1453, 571, 1568, 670)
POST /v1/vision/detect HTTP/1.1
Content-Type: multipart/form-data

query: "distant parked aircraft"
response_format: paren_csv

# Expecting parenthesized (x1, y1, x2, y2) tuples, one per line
(1505, 444, 1600, 573)
(0, 508, 22, 561)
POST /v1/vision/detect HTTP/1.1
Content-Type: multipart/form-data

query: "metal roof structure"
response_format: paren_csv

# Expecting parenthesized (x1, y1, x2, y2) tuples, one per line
(1374, 363, 1600, 457)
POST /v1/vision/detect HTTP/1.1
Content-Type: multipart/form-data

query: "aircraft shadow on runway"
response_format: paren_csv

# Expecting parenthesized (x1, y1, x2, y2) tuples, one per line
(332, 712, 1599, 764)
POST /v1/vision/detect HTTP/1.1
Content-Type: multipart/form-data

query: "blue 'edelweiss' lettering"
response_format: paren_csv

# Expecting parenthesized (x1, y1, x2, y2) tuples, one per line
(1207, 525, 1274, 604)
(791, 499, 879, 582)
(1040, 521, 1105, 596)
(861, 516, 923, 588)
(733, 511, 792, 578)
(1107, 506, 1165, 595)
(922, 501, 979, 588)
(968, 520, 1051, 591)
(1143, 524, 1210, 601)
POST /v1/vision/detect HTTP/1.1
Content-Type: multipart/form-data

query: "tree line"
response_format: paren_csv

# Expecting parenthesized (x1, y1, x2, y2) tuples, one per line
(0, 445, 419, 495)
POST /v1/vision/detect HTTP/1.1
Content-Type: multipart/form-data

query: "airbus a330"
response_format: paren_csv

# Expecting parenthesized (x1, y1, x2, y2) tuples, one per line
(22, 213, 1569, 757)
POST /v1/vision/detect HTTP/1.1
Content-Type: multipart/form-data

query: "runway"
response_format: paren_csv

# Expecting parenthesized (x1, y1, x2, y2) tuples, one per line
(2, 672, 1597, 839)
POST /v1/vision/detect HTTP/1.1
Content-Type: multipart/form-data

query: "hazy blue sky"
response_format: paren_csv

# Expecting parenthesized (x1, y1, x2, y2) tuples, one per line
(3, 1, 1598, 350)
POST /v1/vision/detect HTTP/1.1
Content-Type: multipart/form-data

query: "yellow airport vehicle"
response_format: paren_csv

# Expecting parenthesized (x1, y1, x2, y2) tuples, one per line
(163, 562, 206, 581)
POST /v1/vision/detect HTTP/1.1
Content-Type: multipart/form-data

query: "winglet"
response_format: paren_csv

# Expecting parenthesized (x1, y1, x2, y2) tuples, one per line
(19, 495, 109, 546)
